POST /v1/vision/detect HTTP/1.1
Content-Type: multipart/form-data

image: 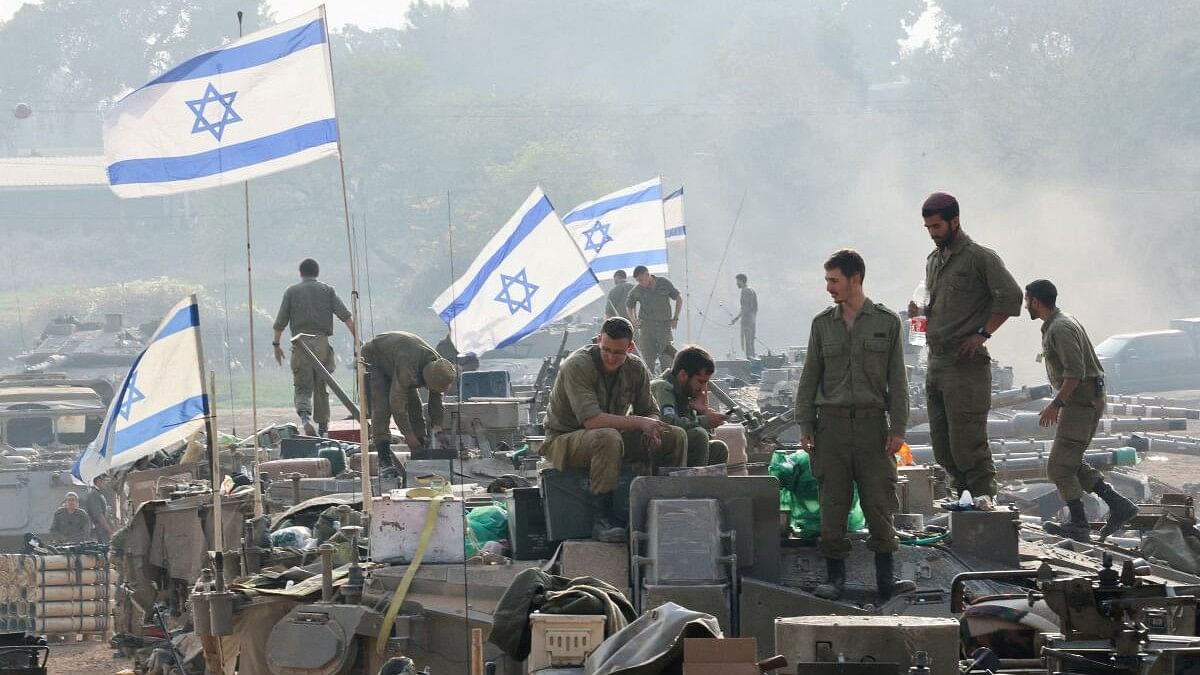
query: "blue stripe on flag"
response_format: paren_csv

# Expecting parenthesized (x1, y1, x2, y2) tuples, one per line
(496, 270, 599, 349)
(589, 249, 669, 273)
(140, 19, 326, 90)
(664, 186, 683, 201)
(438, 197, 556, 323)
(563, 183, 663, 224)
(155, 303, 200, 342)
(665, 226, 687, 239)
(107, 119, 337, 185)
(110, 395, 209, 456)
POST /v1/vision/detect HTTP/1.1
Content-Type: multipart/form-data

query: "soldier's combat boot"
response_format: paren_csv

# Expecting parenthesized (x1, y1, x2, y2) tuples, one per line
(1094, 481, 1138, 541)
(375, 440, 402, 481)
(875, 552, 917, 601)
(300, 413, 317, 437)
(591, 492, 627, 543)
(317, 423, 328, 437)
(1042, 499, 1091, 542)
(813, 558, 846, 601)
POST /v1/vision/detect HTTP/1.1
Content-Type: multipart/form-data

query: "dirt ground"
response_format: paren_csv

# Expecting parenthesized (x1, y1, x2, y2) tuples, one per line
(46, 640, 132, 675)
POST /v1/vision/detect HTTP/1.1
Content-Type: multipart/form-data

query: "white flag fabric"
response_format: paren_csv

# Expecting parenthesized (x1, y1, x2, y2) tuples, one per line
(73, 296, 208, 485)
(563, 178, 669, 275)
(663, 186, 687, 241)
(102, 7, 338, 198)
(432, 188, 602, 355)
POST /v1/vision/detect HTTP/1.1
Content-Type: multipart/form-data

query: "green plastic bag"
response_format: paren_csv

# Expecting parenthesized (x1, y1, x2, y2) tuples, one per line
(769, 448, 866, 538)
(465, 503, 510, 557)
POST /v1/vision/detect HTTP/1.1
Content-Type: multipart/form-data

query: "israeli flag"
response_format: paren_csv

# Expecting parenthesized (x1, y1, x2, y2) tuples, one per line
(73, 296, 209, 485)
(432, 188, 603, 356)
(563, 178, 669, 274)
(663, 186, 687, 241)
(102, 7, 338, 198)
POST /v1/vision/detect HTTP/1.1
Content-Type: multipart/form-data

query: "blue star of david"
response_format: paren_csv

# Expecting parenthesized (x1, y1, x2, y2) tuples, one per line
(118, 373, 146, 421)
(186, 82, 243, 142)
(494, 268, 539, 314)
(581, 220, 614, 254)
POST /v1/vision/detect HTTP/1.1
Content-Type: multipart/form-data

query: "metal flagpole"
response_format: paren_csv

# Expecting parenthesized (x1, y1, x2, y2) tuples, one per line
(320, 5, 374, 516)
(236, 10, 265, 518)
(207, 372, 224, 554)
(187, 293, 224, 552)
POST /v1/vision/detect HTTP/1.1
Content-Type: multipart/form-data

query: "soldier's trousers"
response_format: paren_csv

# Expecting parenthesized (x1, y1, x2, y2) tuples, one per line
(683, 426, 729, 467)
(926, 352, 996, 497)
(811, 414, 899, 558)
(1048, 385, 1106, 501)
(740, 317, 757, 359)
(366, 366, 426, 444)
(291, 334, 334, 425)
(542, 426, 687, 494)
(639, 321, 674, 373)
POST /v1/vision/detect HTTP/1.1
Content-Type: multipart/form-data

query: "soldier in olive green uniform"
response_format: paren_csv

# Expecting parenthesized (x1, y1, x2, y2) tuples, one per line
(650, 346, 730, 467)
(362, 332, 457, 475)
(273, 258, 356, 436)
(909, 193, 1021, 509)
(1025, 280, 1138, 541)
(542, 317, 687, 542)
(50, 492, 93, 543)
(730, 273, 759, 359)
(605, 270, 634, 321)
(795, 249, 915, 601)
(626, 265, 683, 373)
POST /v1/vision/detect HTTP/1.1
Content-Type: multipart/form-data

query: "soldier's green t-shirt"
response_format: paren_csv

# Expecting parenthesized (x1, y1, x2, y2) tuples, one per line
(626, 277, 680, 322)
(1041, 308, 1104, 390)
(924, 233, 1021, 358)
(793, 299, 910, 437)
(544, 345, 657, 439)
(606, 282, 633, 319)
(273, 277, 352, 336)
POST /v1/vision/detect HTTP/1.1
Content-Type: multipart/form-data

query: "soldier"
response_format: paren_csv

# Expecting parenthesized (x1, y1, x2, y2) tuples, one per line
(82, 475, 114, 544)
(272, 258, 356, 437)
(1025, 280, 1138, 541)
(605, 270, 634, 321)
(650, 346, 731, 467)
(795, 249, 915, 601)
(541, 317, 686, 542)
(625, 265, 683, 373)
(50, 492, 93, 543)
(729, 273, 759, 359)
(907, 193, 1021, 510)
(363, 332, 457, 477)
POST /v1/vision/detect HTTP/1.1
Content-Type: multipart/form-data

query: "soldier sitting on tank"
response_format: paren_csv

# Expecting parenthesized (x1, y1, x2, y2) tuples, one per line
(650, 346, 730, 468)
(540, 317, 687, 542)
(50, 492, 93, 543)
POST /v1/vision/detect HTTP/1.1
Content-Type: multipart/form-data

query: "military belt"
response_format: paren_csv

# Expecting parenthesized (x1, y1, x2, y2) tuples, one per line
(818, 406, 884, 419)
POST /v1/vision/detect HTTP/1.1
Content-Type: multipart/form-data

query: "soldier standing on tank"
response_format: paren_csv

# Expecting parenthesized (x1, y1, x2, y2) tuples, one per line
(625, 265, 683, 373)
(1024, 279, 1138, 541)
(907, 193, 1021, 510)
(795, 249, 915, 601)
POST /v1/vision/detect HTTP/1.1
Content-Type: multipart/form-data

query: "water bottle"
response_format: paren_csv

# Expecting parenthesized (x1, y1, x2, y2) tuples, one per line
(909, 281, 929, 346)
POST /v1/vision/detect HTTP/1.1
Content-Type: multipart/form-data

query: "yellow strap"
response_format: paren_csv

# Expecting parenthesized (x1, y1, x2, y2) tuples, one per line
(375, 494, 448, 656)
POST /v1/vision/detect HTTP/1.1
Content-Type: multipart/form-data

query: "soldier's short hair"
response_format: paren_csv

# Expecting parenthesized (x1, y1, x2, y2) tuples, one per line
(1025, 279, 1058, 308)
(613, 270, 627, 281)
(824, 249, 866, 281)
(600, 317, 634, 341)
(299, 258, 320, 277)
(671, 345, 715, 378)
(632, 265, 649, 278)
(922, 192, 959, 221)
(735, 273, 747, 283)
